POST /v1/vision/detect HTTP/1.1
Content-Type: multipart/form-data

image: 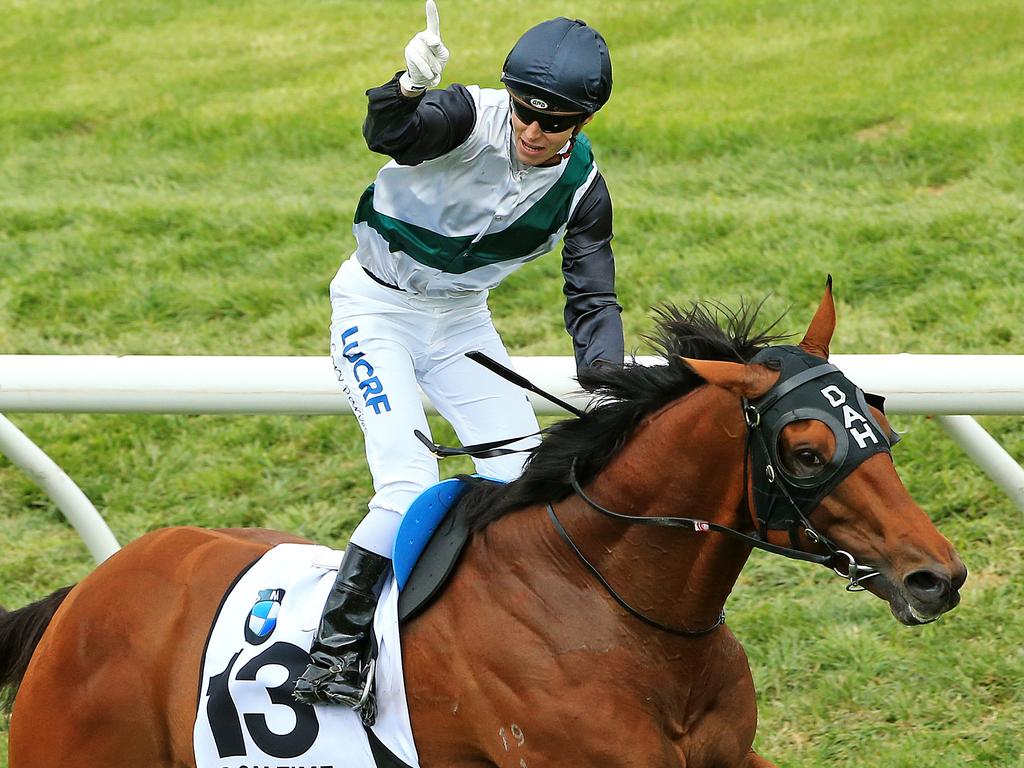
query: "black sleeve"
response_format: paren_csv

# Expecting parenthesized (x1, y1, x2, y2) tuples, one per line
(362, 72, 476, 166)
(561, 171, 625, 375)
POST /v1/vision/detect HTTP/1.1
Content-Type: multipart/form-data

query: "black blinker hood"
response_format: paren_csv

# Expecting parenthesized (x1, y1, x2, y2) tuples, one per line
(746, 346, 896, 530)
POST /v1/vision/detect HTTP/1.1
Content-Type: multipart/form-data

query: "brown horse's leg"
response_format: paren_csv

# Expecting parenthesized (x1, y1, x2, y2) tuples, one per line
(741, 748, 778, 767)
(10, 527, 303, 767)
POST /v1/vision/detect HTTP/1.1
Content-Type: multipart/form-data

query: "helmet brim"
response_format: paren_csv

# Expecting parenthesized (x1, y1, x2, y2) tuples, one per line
(501, 76, 594, 115)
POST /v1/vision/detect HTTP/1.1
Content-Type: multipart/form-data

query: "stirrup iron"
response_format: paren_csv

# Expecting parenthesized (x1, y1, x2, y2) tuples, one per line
(356, 658, 376, 708)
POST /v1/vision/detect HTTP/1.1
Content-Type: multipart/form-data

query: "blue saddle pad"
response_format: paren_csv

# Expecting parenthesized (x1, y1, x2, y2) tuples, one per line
(392, 478, 473, 590)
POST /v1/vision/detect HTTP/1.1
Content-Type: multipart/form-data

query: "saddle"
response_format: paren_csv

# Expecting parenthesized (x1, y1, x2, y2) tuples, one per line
(393, 477, 486, 623)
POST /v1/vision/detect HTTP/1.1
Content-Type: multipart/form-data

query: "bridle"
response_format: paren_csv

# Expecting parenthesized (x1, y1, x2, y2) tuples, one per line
(420, 349, 900, 637)
(547, 430, 870, 637)
(547, 347, 898, 635)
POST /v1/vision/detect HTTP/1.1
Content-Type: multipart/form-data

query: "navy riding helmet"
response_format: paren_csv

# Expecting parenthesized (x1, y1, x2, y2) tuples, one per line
(501, 18, 613, 115)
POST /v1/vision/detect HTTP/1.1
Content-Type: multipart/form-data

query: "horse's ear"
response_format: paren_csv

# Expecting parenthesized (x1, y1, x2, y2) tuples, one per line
(799, 275, 836, 359)
(680, 358, 781, 399)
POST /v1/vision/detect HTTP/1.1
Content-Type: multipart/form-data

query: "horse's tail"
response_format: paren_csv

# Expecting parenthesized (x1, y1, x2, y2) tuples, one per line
(0, 586, 73, 706)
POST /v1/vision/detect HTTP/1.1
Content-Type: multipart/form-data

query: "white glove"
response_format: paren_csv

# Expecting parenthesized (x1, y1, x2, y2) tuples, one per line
(399, 0, 449, 92)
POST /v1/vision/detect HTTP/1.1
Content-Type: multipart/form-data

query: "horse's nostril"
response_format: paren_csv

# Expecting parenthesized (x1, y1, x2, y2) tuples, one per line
(904, 569, 950, 601)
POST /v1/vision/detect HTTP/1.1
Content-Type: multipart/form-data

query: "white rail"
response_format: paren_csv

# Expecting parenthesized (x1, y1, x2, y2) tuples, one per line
(0, 415, 120, 562)
(2, 354, 1024, 415)
(935, 415, 1024, 511)
(1, 354, 1022, 563)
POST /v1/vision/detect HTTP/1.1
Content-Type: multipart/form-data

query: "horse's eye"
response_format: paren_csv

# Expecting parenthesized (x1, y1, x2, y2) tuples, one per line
(796, 449, 823, 466)
(783, 447, 828, 478)
(777, 419, 836, 479)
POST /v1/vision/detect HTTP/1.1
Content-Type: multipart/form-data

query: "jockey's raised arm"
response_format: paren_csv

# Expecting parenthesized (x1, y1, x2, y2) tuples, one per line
(292, 8, 623, 720)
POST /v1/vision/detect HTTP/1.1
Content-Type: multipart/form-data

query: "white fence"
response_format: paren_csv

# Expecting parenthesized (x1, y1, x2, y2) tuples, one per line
(1, 354, 1022, 563)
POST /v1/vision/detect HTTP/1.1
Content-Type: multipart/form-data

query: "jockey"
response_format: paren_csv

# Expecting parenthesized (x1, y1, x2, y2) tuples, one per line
(292, 1, 624, 721)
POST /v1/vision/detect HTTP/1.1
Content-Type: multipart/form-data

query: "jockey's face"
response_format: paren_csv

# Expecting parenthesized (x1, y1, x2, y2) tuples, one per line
(509, 95, 593, 166)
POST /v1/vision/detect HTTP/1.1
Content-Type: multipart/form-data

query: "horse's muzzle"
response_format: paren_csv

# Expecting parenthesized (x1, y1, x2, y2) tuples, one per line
(886, 559, 968, 625)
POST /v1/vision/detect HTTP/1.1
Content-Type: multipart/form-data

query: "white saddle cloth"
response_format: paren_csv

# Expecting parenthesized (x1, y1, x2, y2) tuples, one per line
(192, 543, 419, 768)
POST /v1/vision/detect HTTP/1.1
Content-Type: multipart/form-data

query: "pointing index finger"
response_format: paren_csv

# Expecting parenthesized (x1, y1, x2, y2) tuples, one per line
(425, 0, 441, 38)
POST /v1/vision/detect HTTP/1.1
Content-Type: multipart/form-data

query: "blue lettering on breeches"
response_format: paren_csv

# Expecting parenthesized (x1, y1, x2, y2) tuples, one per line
(340, 326, 392, 414)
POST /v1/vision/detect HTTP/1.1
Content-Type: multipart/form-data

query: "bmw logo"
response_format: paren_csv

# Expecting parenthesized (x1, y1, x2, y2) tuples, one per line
(244, 588, 285, 645)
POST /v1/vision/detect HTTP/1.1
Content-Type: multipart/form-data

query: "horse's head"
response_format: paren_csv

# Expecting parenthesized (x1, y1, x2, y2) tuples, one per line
(685, 279, 967, 625)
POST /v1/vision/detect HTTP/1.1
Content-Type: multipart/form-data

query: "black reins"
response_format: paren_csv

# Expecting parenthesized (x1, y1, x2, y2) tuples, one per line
(421, 351, 882, 637)
(547, 456, 752, 636)
(548, 412, 879, 636)
(564, 456, 837, 569)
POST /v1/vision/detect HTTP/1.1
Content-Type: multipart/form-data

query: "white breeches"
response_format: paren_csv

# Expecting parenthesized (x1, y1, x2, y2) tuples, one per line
(329, 256, 541, 557)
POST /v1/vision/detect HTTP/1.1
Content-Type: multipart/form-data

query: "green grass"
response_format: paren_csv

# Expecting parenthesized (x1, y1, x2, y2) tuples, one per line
(1, 0, 1023, 764)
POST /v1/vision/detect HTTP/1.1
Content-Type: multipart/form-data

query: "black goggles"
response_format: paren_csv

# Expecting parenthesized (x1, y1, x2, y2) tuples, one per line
(509, 96, 586, 133)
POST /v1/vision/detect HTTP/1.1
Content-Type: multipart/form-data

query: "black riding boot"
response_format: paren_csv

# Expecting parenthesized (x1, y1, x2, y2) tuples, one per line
(292, 543, 391, 723)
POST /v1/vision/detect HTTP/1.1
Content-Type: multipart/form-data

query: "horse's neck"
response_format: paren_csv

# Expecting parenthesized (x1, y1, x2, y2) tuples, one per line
(402, 387, 755, 762)
(565, 384, 753, 634)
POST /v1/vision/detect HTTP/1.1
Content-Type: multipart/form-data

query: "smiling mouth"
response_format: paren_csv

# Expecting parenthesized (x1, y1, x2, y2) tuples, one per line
(520, 137, 545, 153)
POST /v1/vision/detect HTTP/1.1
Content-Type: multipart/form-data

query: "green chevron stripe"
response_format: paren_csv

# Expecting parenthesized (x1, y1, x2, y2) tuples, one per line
(355, 135, 594, 274)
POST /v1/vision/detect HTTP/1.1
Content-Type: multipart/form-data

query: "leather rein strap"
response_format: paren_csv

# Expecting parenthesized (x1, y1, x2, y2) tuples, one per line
(545, 455, 843, 637)
(563, 458, 838, 568)
(546, 501, 726, 637)
(449, 348, 873, 637)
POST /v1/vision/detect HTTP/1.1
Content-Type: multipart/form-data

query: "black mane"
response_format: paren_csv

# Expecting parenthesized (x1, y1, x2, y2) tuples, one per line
(458, 300, 785, 531)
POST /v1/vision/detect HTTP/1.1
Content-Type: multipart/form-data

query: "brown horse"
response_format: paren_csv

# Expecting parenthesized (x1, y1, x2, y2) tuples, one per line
(1, 284, 966, 767)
